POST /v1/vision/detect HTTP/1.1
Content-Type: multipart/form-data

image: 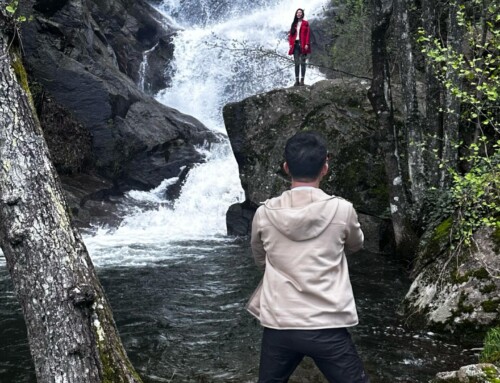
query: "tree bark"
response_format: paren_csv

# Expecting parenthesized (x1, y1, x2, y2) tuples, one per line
(421, 0, 443, 188)
(368, 0, 410, 250)
(0, 16, 143, 383)
(440, 0, 463, 187)
(395, 0, 426, 208)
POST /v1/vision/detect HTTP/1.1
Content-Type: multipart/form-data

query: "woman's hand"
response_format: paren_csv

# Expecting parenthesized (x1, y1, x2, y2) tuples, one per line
(305, 44, 309, 50)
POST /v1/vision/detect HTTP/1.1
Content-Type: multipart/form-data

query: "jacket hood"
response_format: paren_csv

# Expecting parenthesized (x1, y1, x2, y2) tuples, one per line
(262, 188, 339, 241)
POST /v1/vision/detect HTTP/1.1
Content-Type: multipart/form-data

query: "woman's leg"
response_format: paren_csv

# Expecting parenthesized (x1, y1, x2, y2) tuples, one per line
(300, 54, 307, 84)
(293, 42, 301, 85)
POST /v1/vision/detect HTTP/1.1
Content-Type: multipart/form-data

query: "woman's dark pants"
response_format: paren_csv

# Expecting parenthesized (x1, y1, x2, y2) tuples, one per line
(293, 41, 307, 80)
(258, 327, 370, 383)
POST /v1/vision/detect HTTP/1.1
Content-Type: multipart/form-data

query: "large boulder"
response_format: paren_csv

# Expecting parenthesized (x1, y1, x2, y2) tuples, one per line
(20, 0, 218, 226)
(402, 225, 500, 336)
(223, 79, 393, 252)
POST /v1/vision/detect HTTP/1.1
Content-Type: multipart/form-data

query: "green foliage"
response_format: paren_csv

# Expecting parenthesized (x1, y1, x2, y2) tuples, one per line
(481, 327, 500, 366)
(417, 0, 499, 133)
(417, 0, 500, 249)
(4, 0, 28, 22)
(448, 139, 500, 247)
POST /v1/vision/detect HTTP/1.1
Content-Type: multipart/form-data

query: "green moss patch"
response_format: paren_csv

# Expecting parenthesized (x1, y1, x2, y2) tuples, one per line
(482, 299, 500, 313)
(481, 284, 498, 294)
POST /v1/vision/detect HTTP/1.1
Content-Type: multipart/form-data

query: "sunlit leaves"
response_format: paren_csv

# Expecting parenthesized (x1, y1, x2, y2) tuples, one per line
(448, 140, 500, 246)
(417, 0, 500, 133)
(3, 0, 29, 23)
(418, 0, 500, 248)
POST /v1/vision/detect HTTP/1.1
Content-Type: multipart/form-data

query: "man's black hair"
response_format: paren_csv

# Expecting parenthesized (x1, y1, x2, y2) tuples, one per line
(284, 131, 327, 181)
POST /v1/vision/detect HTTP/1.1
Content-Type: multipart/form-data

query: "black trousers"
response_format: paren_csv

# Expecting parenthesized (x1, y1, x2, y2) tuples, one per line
(293, 41, 307, 79)
(258, 327, 370, 383)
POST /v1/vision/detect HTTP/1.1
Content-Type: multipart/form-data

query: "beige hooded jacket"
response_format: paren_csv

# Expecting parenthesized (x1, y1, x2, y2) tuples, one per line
(247, 187, 364, 329)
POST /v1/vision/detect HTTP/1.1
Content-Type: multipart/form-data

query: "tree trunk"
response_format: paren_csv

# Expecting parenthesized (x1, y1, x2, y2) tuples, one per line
(421, 0, 443, 188)
(395, 0, 426, 208)
(0, 17, 143, 383)
(440, 0, 463, 187)
(368, 0, 410, 250)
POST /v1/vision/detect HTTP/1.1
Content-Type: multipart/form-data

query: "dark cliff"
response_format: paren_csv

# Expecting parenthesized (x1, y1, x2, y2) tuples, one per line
(20, 0, 218, 227)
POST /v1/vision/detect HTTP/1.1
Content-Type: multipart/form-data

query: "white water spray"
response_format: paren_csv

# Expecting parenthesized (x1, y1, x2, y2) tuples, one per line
(84, 0, 329, 261)
(138, 42, 159, 91)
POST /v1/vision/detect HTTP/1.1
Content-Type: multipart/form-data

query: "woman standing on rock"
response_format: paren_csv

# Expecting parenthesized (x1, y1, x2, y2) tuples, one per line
(288, 8, 311, 86)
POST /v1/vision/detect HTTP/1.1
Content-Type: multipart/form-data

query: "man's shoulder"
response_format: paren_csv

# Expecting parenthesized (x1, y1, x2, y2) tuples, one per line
(324, 194, 356, 212)
(318, 190, 352, 203)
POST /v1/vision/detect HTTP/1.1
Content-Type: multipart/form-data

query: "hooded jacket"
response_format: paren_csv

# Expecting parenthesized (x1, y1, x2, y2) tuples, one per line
(288, 19, 311, 55)
(247, 188, 364, 329)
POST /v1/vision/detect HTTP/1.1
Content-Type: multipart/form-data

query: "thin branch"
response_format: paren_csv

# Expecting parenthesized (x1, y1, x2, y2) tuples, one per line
(205, 37, 373, 81)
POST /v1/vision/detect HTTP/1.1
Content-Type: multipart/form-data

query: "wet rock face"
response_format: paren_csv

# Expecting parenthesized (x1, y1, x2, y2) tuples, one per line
(35, 91, 93, 175)
(223, 79, 392, 251)
(21, 0, 218, 226)
(403, 226, 500, 335)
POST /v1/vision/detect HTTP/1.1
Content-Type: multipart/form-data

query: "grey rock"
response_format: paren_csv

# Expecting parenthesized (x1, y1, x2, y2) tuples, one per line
(226, 201, 259, 237)
(223, 79, 392, 251)
(430, 363, 500, 383)
(403, 226, 500, 334)
(60, 173, 121, 229)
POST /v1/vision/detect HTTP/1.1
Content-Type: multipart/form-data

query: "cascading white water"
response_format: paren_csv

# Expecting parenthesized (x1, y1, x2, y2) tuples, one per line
(155, 0, 328, 131)
(80, 0, 329, 265)
(138, 42, 159, 91)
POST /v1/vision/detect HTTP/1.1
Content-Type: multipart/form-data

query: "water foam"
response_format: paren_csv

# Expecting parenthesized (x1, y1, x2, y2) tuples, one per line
(0, 0, 329, 267)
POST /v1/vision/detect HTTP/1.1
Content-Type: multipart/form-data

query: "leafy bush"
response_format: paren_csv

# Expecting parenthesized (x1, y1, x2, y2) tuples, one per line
(417, 0, 500, 251)
(449, 139, 500, 248)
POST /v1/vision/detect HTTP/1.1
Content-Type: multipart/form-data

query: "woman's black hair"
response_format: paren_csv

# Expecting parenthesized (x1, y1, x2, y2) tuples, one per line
(290, 8, 305, 35)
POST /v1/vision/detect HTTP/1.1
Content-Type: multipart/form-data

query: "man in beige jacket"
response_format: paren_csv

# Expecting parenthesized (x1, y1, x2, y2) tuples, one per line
(247, 131, 369, 382)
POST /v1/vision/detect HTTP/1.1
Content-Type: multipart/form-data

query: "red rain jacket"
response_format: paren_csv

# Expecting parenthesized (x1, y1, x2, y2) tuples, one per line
(288, 20, 311, 55)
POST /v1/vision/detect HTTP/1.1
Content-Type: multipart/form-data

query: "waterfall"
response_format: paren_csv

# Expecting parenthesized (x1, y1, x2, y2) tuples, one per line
(0, 0, 330, 265)
(77, 0, 330, 259)
(138, 42, 159, 91)
(155, 0, 328, 131)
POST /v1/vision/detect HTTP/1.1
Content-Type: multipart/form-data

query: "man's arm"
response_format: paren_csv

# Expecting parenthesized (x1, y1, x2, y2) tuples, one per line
(345, 204, 364, 253)
(250, 208, 266, 271)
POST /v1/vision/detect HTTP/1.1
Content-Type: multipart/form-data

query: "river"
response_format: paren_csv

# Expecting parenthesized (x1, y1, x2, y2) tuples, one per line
(0, 0, 480, 381)
(0, 244, 479, 382)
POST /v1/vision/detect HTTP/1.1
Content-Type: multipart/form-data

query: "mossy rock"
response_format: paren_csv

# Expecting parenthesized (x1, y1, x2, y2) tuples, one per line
(432, 364, 500, 383)
(403, 227, 500, 337)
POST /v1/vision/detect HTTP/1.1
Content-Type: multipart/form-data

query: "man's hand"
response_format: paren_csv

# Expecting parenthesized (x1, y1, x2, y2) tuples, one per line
(305, 44, 309, 50)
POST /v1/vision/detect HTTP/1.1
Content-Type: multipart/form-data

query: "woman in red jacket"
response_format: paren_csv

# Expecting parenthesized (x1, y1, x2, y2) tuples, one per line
(288, 8, 311, 86)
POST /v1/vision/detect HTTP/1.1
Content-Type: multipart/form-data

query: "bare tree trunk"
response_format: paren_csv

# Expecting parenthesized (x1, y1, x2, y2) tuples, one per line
(368, 0, 410, 250)
(421, 0, 443, 188)
(0, 17, 143, 383)
(440, 0, 463, 187)
(394, 0, 426, 208)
